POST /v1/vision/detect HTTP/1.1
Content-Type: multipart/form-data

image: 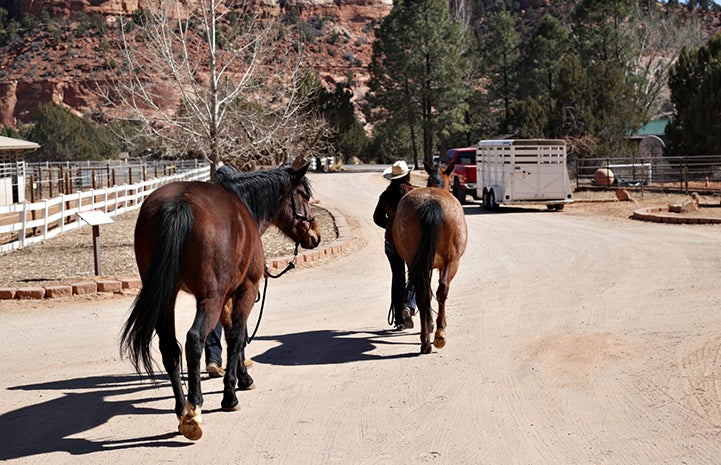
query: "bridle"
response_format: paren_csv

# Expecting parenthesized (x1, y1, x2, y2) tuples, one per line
(289, 185, 315, 224)
(248, 185, 315, 344)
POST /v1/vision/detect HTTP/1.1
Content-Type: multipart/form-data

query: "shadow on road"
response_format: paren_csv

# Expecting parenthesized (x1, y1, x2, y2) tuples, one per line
(462, 202, 558, 215)
(252, 329, 421, 366)
(1, 374, 191, 460)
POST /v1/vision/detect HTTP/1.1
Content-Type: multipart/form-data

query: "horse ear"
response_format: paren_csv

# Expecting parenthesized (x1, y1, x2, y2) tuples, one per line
(290, 157, 310, 182)
(292, 156, 307, 170)
(443, 161, 456, 176)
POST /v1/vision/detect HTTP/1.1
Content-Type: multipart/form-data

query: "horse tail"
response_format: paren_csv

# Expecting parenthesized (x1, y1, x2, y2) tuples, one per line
(120, 200, 194, 378)
(406, 199, 443, 308)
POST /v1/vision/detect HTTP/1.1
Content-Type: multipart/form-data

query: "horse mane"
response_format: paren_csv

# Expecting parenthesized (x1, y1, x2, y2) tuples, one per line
(215, 167, 312, 224)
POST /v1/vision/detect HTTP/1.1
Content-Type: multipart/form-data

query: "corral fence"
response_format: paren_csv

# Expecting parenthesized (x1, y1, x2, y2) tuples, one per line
(0, 160, 210, 254)
(23, 159, 204, 201)
(571, 154, 721, 195)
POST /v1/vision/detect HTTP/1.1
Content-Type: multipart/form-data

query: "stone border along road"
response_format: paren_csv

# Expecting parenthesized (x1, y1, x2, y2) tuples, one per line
(0, 206, 351, 300)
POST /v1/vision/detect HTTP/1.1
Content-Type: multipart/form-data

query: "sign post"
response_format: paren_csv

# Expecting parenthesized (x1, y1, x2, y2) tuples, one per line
(77, 210, 115, 276)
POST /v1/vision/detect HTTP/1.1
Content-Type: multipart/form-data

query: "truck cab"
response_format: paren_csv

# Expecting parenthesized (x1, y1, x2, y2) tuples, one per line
(442, 147, 478, 204)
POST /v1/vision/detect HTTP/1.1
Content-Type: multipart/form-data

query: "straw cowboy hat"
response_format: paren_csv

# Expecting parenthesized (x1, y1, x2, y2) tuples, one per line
(383, 160, 411, 180)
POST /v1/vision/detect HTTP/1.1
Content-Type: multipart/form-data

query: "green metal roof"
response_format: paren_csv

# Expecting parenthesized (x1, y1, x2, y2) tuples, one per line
(634, 119, 669, 137)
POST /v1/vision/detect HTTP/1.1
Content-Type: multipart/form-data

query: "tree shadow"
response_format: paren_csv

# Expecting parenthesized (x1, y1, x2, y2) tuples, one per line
(1, 374, 192, 460)
(251, 329, 421, 366)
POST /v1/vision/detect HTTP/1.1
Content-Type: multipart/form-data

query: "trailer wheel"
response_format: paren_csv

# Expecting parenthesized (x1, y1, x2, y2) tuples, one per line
(482, 189, 490, 210)
(489, 190, 498, 210)
(547, 203, 565, 211)
(453, 178, 466, 204)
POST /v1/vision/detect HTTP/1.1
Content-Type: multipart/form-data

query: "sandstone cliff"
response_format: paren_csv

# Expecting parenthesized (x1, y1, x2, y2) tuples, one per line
(0, 0, 392, 126)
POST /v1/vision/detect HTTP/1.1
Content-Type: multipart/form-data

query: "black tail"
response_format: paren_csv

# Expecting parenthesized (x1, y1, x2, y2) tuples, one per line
(406, 200, 443, 309)
(120, 200, 194, 378)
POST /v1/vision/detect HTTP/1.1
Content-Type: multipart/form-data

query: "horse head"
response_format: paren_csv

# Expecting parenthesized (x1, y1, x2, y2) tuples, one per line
(425, 161, 455, 191)
(276, 157, 321, 250)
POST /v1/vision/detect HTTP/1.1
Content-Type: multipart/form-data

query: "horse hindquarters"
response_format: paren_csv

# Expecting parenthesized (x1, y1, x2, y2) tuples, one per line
(120, 200, 194, 420)
(405, 200, 443, 354)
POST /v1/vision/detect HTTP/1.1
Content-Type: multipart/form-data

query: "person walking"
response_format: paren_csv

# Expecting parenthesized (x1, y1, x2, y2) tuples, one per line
(373, 160, 417, 330)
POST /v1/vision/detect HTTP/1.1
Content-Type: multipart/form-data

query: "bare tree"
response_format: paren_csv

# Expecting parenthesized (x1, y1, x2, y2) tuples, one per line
(631, 3, 704, 117)
(100, 0, 327, 173)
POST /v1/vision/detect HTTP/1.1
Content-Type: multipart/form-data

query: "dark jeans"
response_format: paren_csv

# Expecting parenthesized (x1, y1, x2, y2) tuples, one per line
(205, 321, 248, 366)
(205, 322, 223, 365)
(385, 239, 406, 325)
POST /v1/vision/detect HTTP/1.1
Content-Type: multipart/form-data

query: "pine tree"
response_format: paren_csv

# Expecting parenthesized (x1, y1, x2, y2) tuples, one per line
(667, 34, 721, 156)
(481, 3, 521, 134)
(366, 0, 471, 167)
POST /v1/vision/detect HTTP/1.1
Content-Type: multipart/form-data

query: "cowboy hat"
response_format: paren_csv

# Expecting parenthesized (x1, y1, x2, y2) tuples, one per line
(383, 160, 411, 180)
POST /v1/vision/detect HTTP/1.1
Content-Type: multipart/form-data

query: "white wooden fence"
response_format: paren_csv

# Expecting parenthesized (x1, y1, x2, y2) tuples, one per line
(0, 165, 210, 254)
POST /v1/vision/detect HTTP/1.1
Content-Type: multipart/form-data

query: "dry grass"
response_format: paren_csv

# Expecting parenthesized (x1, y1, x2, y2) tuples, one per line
(0, 205, 337, 288)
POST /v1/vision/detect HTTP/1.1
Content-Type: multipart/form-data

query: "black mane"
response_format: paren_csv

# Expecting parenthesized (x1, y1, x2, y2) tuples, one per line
(215, 167, 312, 224)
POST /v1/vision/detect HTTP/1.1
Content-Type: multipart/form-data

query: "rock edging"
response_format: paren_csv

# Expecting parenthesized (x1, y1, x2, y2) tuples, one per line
(0, 207, 352, 300)
(632, 206, 721, 224)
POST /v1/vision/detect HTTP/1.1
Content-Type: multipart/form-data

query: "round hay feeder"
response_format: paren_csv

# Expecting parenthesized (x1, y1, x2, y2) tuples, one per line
(594, 168, 615, 187)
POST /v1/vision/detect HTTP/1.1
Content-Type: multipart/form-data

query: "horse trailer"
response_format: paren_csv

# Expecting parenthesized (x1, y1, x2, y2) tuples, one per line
(476, 139, 574, 210)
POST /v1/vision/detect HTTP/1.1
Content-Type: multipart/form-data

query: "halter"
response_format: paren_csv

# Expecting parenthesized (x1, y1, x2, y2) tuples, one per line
(247, 185, 316, 345)
(290, 186, 315, 224)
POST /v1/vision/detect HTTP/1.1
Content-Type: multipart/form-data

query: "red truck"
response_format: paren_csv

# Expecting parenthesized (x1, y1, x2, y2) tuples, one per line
(441, 147, 478, 204)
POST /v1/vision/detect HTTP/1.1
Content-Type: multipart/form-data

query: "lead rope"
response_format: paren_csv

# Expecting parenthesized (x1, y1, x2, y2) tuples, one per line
(246, 242, 300, 345)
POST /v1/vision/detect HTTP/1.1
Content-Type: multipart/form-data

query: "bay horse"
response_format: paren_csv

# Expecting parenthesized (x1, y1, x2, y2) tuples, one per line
(393, 162, 467, 354)
(120, 158, 320, 440)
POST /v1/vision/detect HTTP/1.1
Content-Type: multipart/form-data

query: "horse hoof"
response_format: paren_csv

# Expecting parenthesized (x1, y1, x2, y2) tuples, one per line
(238, 375, 254, 391)
(221, 400, 240, 412)
(420, 343, 432, 354)
(178, 418, 203, 441)
(433, 336, 446, 349)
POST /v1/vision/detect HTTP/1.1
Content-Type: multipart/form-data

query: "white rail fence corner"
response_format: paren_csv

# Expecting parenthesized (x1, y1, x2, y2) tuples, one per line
(0, 166, 210, 255)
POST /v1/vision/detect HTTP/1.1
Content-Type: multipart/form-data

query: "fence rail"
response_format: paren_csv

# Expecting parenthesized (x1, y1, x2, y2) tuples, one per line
(24, 159, 204, 201)
(572, 154, 721, 194)
(0, 165, 210, 255)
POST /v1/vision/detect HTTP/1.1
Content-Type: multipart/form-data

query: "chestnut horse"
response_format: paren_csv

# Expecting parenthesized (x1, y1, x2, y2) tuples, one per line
(393, 162, 467, 354)
(120, 159, 320, 440)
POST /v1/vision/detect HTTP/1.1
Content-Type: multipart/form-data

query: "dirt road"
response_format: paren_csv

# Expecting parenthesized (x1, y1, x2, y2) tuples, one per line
(2, 171, 721, 464)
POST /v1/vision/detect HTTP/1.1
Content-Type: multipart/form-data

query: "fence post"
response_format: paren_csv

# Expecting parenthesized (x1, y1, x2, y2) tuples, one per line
(19, 201, 27, 248)
(49, 168, 54, 198)
(60, 194, 66, 233)
(36, 166, 43, 199)
(42, 199, 49, 240)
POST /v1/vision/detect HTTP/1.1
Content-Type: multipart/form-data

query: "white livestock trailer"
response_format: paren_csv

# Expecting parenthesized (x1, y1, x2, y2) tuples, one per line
(476, 139, 574, 210)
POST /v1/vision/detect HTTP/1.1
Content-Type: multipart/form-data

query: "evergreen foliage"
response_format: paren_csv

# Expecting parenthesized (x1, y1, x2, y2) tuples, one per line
(366, 0, 471, 167)
(25, 103, 119, 161)
(667, 33, 721, 155)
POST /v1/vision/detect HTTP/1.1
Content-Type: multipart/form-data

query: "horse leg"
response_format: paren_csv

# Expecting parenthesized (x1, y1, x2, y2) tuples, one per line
(178, 298, 222, 441)
(157, 322, 186, 420)
(416, 286, 433, 354)
(434, 261, 458, 349)
(221, 291, 255, 411)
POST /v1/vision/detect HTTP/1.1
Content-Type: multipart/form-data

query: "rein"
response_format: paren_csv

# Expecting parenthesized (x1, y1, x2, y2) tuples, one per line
(247, 188, 314, 345)
(246, 242, 300, 345)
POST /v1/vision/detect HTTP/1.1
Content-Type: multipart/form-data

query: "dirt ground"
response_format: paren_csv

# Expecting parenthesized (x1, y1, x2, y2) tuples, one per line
(0, 181, 715, 288)
(2, 172, 721, 464)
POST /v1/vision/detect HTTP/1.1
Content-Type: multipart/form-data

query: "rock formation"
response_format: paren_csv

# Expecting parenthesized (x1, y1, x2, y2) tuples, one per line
(0, 0, 392, 126)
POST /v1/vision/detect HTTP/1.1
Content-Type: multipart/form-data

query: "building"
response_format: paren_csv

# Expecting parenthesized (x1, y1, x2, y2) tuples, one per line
(0, 136, 40, 205)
